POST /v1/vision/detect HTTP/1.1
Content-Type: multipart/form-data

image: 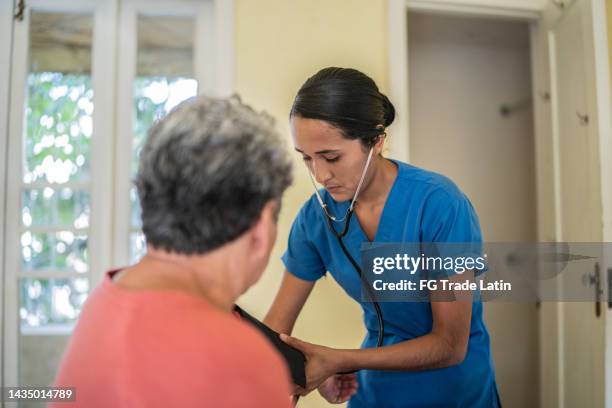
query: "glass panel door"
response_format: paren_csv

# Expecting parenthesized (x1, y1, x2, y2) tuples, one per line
(8, 8, 95, 395)
(114, 2, 202, 265)
(129, 14, 198, 262)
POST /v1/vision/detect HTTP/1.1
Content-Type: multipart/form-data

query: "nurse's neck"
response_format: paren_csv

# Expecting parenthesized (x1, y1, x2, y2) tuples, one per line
(355, 156, 398, 208)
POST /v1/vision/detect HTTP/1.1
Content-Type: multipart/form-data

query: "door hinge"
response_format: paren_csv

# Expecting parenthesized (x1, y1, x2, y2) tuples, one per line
(14, 0, 25, 21)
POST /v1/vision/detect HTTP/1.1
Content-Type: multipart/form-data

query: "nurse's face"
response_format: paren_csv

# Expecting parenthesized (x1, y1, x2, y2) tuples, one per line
(290, 116, 373, 202)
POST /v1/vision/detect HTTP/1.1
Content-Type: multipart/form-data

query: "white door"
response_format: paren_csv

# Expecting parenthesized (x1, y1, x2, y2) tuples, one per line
(112, 0, 216, 268)
(548, 0, 606, 406)
(3, 2, 115, 394)
(406, 11, 539, 408)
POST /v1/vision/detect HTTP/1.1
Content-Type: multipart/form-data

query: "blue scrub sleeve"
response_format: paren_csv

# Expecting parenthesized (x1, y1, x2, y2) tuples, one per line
(421, 187, 486, 278)
(281, 204, 326, 282)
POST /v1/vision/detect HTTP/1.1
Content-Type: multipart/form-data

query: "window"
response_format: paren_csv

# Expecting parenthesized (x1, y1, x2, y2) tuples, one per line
(129, 15, 199, 262)
(19, 13, 94, 333)
(2, 0, 232, 389)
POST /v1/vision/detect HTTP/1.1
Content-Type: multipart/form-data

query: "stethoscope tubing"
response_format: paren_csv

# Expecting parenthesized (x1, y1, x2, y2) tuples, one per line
(323, 209, 385, 348)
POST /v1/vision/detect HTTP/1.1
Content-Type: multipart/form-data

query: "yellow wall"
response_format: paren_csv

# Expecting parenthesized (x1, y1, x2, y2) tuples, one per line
(608, 0, 612, 84)
(233, 1, 388, 406)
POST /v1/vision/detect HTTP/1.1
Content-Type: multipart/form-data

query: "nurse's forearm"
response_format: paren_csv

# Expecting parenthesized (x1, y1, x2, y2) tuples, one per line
(332, 275, 473, 372)
(334, 333, 465, 372)
(264, 270, 315, 335)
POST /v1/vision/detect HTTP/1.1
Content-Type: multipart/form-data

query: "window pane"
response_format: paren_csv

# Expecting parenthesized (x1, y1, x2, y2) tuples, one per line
(17, 11, 93, 392)
(129, 15, 197, 257)
(130, 186, 142, 229)
(19, 334, 70, 393)
(20, 15, 93, 268)
(30, 13, 92, 74)
(22, 187, 90, 228)
(25, 13, 92, 185)
(132, 15, 197, 178)
(19, 277, 89, 329)
(136, 15, 195, 77)
(130, 232, 146, 263)
(132, 76, 198, 176)
(21, 231, 88, 272)
(24, 73, 93, 185)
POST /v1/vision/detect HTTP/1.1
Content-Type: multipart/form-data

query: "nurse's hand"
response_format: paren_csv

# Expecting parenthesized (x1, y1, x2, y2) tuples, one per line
(280, 334, 342, 395)
(317, 373, 359, 403)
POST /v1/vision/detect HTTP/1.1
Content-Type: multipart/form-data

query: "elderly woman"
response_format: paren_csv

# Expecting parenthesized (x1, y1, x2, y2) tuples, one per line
(52, 96, 294, 407)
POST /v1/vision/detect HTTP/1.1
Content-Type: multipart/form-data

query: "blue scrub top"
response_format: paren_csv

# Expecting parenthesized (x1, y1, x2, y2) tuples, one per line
(282, 160, 500, 408)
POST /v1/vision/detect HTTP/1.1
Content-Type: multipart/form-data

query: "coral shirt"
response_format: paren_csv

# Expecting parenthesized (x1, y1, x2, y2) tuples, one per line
(52, 271, 292, 408)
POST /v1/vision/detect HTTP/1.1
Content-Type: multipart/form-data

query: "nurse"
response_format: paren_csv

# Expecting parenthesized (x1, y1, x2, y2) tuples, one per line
(264, 67, 500, 407)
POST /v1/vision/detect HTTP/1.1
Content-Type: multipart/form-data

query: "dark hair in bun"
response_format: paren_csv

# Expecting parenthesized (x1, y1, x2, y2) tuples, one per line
(290, 67, 395, 148)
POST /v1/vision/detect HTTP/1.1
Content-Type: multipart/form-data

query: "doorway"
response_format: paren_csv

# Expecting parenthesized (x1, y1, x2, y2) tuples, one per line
(407, 11, 538, 408)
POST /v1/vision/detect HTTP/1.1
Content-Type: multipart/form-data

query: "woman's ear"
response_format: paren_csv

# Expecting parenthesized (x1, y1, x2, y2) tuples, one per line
(236, 200, 278, 289)
(248, 200, 278, 257)
(374, 124, 387, 155)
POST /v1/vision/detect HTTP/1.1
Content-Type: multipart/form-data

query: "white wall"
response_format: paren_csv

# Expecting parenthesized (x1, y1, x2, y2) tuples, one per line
(407, 12, 539, 408)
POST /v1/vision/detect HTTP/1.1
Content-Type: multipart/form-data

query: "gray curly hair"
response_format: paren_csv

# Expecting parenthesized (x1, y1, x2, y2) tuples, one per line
(136, 95, 293, 255)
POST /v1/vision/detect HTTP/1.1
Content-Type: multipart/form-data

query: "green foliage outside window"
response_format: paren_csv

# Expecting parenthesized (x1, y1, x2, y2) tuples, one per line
(20, 73, 196, 329)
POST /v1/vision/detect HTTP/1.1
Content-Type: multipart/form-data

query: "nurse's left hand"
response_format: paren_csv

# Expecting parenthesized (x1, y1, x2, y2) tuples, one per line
(280, 333, 342, 396)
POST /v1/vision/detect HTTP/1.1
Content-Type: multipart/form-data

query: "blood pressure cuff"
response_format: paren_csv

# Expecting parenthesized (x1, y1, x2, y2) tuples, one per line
(233, 305, 306, 388)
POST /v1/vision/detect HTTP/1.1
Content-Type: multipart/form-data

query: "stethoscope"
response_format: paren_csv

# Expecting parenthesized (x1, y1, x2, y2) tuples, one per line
(307, 148, 385, 348)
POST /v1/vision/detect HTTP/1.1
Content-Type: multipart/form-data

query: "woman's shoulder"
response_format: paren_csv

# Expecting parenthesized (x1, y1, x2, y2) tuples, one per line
(394, 160, 466, 202)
